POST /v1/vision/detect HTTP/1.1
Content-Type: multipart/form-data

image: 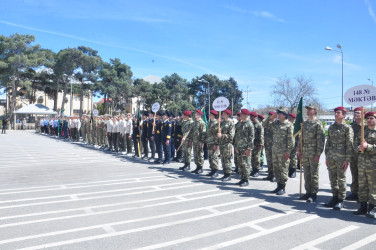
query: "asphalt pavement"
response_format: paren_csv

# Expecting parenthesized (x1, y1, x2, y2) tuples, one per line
(0, 130, 375, 250)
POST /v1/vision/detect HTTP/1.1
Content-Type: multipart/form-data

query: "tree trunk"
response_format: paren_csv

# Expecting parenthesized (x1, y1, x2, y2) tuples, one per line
(61, 78, 68, 116)
(9, 76, 18, 128)
(79, 79, 84, 118)
(54, 78, 60, 112)
(104, 92, 107, 114)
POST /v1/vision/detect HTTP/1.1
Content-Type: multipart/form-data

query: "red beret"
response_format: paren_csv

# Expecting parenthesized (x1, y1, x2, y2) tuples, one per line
(334, 106, 347, 113)
(210, 110, 218, 115)
(268, 111, 276, 116)
(223, 109, 232, 116)
(196, 110, 203, 116)
(241, 109, 250, 115)
(353, 107, 362, 112)
(236, 112, 241, 116)
(289, 113, 296, 118)
(249, 112, 258, 117)
(258, 114, 264, 120)
(365, 112, 376, 118)
(183, 110, 192, 116)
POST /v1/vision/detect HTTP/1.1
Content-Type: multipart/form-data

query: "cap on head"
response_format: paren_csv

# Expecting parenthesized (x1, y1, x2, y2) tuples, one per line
(268, 111, 276, 116)
(276, 107, 289, 116)
(353, 107, 362, 112)
(334, 106, 347, 114)
(223, 109, 232, 116)
(365, 112, 376, 119)
(210, 110, 218, 115)
(289, 113, 296, 119)
(249, 111, 258, 117)
(196, 110, 203, 116)
(183, 110, 192, 116)
(258, 114, 264, 120)
(305, 104, 317, 110)
(241, 109, 251, 115)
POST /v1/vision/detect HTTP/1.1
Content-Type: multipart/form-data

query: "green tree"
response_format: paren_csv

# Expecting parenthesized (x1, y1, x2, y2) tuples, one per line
(0, 33, 46, 123)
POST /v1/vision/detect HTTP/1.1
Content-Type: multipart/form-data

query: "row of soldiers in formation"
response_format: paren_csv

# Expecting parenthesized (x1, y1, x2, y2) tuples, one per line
(37, 104, 376, 219)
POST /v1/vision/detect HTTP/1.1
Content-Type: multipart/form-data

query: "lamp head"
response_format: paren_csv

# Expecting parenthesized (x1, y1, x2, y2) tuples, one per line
(325, 46, 332, 50)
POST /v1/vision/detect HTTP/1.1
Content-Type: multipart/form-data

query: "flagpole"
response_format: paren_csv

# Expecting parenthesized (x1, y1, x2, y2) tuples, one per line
(299, 123, 303, 199)
(360, 106, 365, 154)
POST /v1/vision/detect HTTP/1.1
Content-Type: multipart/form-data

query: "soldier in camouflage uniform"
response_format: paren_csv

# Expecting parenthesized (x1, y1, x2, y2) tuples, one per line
(257, 114, 265, 169)
(249, 112, 264, 178)
(353, 111, 376, 217)
(218, 109, 235, 181)
(190, 110, 206, 174)
(206, 110, 220, 177)
(298, 104, 325, 203)
(263, 107, 294, 195)
(347, 107, 363, 201)
(81, 115, 87, 144)
(233, 113, 242, 174)
(324, 106, 354, 210)
(288, 113, 299, 178)
(263, 112, 277, 181)
(179, 111, 194, 171)
(234, 109, 254, 186)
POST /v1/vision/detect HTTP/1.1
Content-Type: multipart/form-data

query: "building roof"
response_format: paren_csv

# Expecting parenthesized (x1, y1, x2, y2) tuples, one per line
(14, 104, 57, 115)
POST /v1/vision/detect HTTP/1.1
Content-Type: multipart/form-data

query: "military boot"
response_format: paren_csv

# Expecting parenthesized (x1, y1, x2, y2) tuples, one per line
(239, 180, 249, 187)
(333, 199, 344, 210)
(307, 193, 317, 203)
(182, 165, 191, 171)
(206, 169, 215, 176)
(263, 174, 273, 181)
(276, 184, 286, 195)
(211, 170, 219, 178)
(300, 193, 311, 200)
(345, 193, 358, 201)
(191, 166, 203, 174)
(270, 183, 282, 194)
(221, 173, 231, 181)
(367, 204, 376, 218)
(353, 202, 368, 215)
(288, 168, 296, 178)
(323, 196, 338, 208)
(250, 168, 259, 177)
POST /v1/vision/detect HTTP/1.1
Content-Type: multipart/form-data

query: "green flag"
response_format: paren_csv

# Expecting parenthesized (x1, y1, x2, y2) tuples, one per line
(293, 97, 303, 138)
(202, 107, 208, 131)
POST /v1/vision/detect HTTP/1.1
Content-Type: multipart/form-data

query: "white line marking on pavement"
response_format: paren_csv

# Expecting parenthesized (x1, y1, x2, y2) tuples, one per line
(248, 224, 266, 232)
(135, 211, 296, 250)
(0, 189, 218, 221)
(13, 200, 266, 250)
(0, 178, 180, 204)
(70, 195, 78, 200)
(102, 225, 116, 234)
(205, 208, 220, 214)
(0, 172, 159, 193)
(0, 185, 219, 229)
(341, 232, 376, 250)
(0, 182, 203, 210)
(0, 197, 258, 246)
(290, 225, 359, 250)
(200, 215, 319, 249)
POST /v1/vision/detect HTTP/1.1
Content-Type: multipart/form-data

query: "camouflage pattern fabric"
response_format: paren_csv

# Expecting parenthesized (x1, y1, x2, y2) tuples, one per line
(234, 120, 254, 180)
(219, 119, 235, 174)
(206, 119, 219, 170)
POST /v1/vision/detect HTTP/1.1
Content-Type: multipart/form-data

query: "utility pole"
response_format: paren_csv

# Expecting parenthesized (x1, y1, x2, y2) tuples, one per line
(243, 86, 251, 110)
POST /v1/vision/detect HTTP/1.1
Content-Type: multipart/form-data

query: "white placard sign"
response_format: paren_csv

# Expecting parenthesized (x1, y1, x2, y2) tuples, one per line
(213, 97, 230, 111)
(93, 109, 99, 116)
(152, 102, 160, 113)
(344, 85, 376, 107)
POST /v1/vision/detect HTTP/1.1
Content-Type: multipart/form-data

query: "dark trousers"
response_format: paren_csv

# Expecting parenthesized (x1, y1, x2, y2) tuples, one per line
(1, 125, 6, 133)
(203, 143, 208, 160)
(155, 137, 163, 161)
(149, 138, 156, 159)
(133, 138, 140, 156)
(125, 133, 132, 153)
(107, 133, 113, 149)
(142, 137, 148, 157)
(112, 132, 119, 151)
(170, 138, 175, 159)
(163, 139, 171, 163)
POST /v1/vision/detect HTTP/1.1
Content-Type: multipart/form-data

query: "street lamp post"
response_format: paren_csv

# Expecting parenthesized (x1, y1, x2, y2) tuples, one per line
(368, 78, 374, 111)
(198, 79, 210, 118)
(325, 44, 344, 106)
(70, 77, 73, 117)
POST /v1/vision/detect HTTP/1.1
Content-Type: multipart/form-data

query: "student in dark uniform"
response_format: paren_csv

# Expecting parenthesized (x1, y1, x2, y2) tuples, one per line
(141, 111, 149, 160)
(163, 111, 172, 164)
(131, 115, 140, 157)
(154, 111, 163, 164)
(148, 111, 156, 162)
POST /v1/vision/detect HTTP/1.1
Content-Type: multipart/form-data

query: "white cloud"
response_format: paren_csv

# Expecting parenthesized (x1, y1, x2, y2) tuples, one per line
(365, 0, 376, 24)
(223, 5, 286, 23)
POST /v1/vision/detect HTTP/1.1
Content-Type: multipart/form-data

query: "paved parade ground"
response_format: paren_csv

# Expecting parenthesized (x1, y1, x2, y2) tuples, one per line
(1, 130, 376, 250)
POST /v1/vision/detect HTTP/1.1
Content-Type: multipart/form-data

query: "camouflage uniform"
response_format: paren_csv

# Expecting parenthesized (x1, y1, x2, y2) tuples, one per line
(263, 118, 274, 177)
(219, 119, 235, 174)
(192, 118, 206, 167)
(234, 120, 254, 180)
(251, 120, 264, 171)
(81, 118, 86, 143)
(350, 121, 363, 196)
(263, 116, 294, 186)
(233, 121, 242, 171)
(289, 134, 299, 169)
(325, 121, 354, 201)
(299, 117, 325, 195)
(206, 119, 219, 170)
(182, 118, 194, 165)
(355, 126, 376, 207)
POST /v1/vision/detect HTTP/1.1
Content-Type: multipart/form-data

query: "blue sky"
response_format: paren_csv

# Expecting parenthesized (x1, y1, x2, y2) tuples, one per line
(1, 0, 376, 109)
